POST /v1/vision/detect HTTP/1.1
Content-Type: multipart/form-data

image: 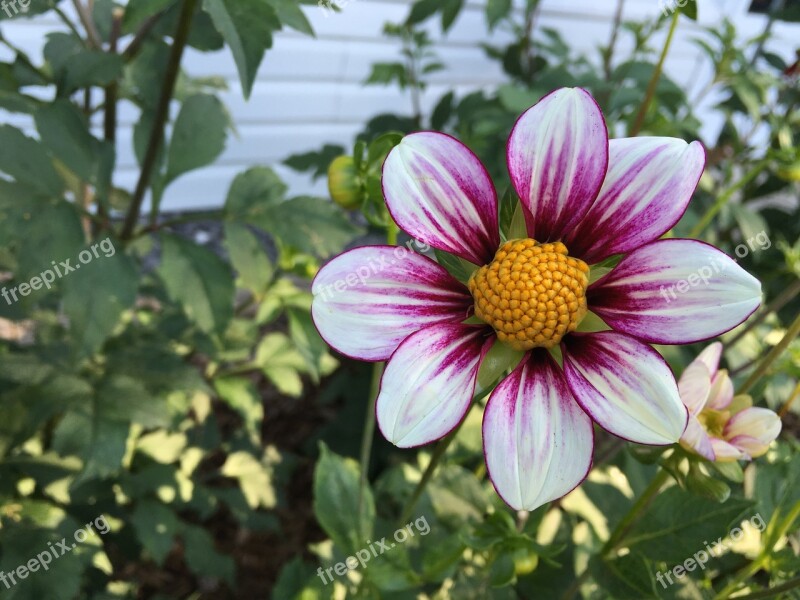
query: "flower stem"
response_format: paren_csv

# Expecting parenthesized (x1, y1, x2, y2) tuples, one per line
(688, 160, 769, 239)
(398, 429, 458, 526)
(357, 361, 382, 534)
(779, 381, 800, 418)
(602, 467, 670, 557)
(121, 0, 197, 240)
(739, 310, 800, 396)
(629, 10, 679, 136)
(713, 556, 768, 600)
(357, 221, 399, 531)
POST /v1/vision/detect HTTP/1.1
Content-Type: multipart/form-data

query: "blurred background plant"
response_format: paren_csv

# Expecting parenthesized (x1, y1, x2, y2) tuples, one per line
(0, 0, 796, 598)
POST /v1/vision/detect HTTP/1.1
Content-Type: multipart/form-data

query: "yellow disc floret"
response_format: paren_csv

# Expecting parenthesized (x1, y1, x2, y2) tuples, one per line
(468, 239, 589, 351)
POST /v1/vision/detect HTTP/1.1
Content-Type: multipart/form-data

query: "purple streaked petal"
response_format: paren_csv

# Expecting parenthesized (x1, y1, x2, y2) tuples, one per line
(680, 416, 716, 461)
(678, 361, 712, 416)
(562, 331, 688, 445)
(382, 132, 499, 265)
(376, 323, 490, 448)
(588, 239, 762, 345)
(483, 349, 593, 511)
(565, 138, 705, 263)
(312, 246, 472, 361)
(507, 87, 608, 242)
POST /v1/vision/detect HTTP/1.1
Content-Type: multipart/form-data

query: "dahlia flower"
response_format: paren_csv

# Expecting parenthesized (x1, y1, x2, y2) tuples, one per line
(679, 343, 781, 461)
(312, 87, 762, 510)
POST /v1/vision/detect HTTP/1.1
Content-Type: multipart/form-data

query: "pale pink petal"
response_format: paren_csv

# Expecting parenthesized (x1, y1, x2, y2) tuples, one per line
(588, 240, 762, 344)
(382, 132, 499, 265)
(724, 407, 781, 458)
(707, 370, 734, 410)
(312, 246, 472, 361)
(711, 438, 748, 462)
(506, 87, 608, 242)
(483, 350, 593, 511)
(696, 342, 723, 376)
(376, 323, 490, 448)
(680, 416, 716, 461)
(678, 361, 712, 416)
(565, 138, 705, 263)
(562, 331, 688, 445)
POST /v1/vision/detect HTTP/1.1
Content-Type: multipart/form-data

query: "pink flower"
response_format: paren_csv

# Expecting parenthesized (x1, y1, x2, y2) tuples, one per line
(312, 87, 762, 510)
(679, 343, 781, 461)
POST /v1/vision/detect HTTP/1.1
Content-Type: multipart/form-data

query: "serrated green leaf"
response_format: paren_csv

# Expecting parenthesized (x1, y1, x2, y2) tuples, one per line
(131, 499, 180, 566)
(165, 94, 228, 183)
(223, 222, 273, 294)
(0, 125, 64, 196)
(202, 0, 279, 98)
(158, 234, 235, 334)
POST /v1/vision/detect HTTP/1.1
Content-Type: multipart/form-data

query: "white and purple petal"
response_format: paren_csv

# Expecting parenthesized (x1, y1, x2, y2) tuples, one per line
(562, 331, 688, 445)
(376, 323, 490, 448)
(566, 138, 705, 263)
(696, 342, 723, 376)
(312, 246, 472, 361)
(382, 132, 499, 266)
(680, 416, 716, 461)
(711, 438, 748, 462)
(707, 370, 735, 410)
(588, 239, 762, 345)
(507, 87, 609, 242)
(483, 350, 593, 511)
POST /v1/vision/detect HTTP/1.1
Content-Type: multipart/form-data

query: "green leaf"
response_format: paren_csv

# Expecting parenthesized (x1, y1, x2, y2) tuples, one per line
(365, 62, 407, 87)
(0, 125, 64, 196)
(431, 91, 454, 130)
(262, 195, 362, 258)
(62, 243, 138, 356)
(255, 332, 306, 397)
(589, 553, 659, 600)
(313, 443, 375, 554)
(166, 93, 228, 183)
(677, 1, 697, 20)
(486, 0, 512, 28)
(283, 144, 345, 181)
(407, 0, 439, 24)
(624, 486, 753, 564)
(131, 499, 180, 566)
(34, 100, 101, 182)
(181, 524, 235, 586)
(43, 33, 123, 94)
(288, 307, 333, 383)
(266, 0, 314, 35)
(15, 201, 85, 283)
(202, 0, 279, 98)
(214, 377, 263, 440)
(441, 0, 463, 31)
(223, 222, 273, 294)
(434, 248, 478, 284)
(224, 166, 287, 221)
(221, 451, 277, 509)
(122, 0, 177, 34)
(158, 234, 235, 334)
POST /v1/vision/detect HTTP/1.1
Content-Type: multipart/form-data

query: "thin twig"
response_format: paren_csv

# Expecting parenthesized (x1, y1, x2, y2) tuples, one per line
(729, 278, 800, 347)
(122, 11, 169, 62)
(739, 311, 800, 396)
(121, 0, 198, 240)
(71, 0, 103, 49)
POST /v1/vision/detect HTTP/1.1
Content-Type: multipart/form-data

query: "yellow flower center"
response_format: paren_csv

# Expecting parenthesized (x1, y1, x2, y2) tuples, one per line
(468, 239, 589, 351)
(698, 409, 730, 438)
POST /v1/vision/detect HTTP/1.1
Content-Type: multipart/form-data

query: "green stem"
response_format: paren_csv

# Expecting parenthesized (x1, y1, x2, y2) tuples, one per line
(629, 11, 679, 136)
(714, 556, 768, 600)
(357, 361, 382, 535)
(688, 160, 769, 239)
(121, 0, 197, 240)
(398, 429, 458, 526)
(723, 577, 800, 600)
(357, 221, 398, 531)
(739, 311, 800, 396)
(602, 468, 670, 557)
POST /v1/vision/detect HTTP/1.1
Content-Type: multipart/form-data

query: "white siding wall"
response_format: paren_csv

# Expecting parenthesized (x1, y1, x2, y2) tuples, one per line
(1, 0, 798, 210)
